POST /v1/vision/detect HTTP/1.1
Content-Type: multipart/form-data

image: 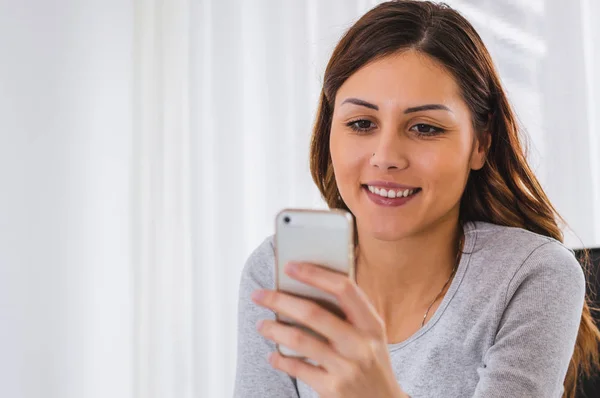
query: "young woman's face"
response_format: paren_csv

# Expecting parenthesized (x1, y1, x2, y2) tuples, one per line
(330, 50, 487, 240)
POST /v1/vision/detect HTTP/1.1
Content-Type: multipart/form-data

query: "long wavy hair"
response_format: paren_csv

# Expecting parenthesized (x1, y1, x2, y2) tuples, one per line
(308, 1, 600, 396)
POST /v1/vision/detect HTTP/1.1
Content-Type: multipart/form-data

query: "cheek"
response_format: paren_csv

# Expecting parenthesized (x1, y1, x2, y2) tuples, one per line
(415, 145, 470, 196)
(330, 131, 365, 190)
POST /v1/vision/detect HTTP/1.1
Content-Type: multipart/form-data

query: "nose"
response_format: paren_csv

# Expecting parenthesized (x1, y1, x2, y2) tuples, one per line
(369, 134, 409, 170)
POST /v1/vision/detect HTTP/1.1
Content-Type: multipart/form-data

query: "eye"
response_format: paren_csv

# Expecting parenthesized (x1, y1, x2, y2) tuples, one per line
(346, 119, 375, 133)
(410, 123, 444, 136)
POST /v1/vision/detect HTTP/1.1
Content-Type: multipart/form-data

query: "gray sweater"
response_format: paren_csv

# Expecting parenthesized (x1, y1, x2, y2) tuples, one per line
(233, 221, 586, 397)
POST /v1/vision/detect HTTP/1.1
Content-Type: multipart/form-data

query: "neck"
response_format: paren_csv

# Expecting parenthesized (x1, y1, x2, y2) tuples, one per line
(355, 214, 463, 322)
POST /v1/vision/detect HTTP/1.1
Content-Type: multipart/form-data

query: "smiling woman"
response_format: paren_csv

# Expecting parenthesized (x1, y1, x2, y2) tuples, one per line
(330, 51, 487, 245)
(234, 1, 600, 398)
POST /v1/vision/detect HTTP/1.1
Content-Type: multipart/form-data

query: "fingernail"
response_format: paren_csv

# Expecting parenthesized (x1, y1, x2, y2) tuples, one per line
(256, 319, 264, 331)
(252, 290, 266, 301)
(285, 262, 299, 274)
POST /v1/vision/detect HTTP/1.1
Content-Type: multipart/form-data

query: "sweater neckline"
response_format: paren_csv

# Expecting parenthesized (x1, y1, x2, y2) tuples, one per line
(386, 220, 478, 352)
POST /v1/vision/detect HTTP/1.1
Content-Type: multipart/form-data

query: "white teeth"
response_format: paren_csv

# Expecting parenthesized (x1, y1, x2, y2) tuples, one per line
(366, 185, 419, 199)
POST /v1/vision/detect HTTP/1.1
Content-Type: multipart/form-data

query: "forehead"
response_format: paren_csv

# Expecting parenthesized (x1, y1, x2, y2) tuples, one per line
(334, 50, 464, 109)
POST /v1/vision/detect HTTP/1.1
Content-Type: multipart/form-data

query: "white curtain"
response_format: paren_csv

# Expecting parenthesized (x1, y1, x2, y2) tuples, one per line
(1, 1, 599, 398)
(133, 0, 193, 397)
(0, 1, 134, 397)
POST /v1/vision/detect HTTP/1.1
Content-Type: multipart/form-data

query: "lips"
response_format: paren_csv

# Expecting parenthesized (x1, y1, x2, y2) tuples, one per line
(362, 180, 419, 190)
(362, 185, 421, 207)
(365, 185, 420, 199)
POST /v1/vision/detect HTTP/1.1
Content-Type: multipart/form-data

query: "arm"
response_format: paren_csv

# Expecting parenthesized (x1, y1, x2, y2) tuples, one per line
(233, 236, 300, 398)
(473, 241, 586, 397)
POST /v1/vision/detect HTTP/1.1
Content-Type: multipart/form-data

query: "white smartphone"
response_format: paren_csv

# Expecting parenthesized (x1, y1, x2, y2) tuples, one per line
(274, 208, 355, 360)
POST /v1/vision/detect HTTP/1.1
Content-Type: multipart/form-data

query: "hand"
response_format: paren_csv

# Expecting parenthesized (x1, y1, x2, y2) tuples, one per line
(251, 261, 408, 398)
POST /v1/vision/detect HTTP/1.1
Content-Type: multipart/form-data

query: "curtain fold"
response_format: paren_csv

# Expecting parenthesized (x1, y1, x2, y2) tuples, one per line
(133, 0, 194, 397)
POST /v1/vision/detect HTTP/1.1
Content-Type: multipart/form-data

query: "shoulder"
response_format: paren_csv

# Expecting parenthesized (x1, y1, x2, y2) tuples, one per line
(465, 221, 585, 303)
(506, 235, 585, 304)
(465, 220, 555, 251)
(465, 221, 576, 264)
(239, 234, 276, 290)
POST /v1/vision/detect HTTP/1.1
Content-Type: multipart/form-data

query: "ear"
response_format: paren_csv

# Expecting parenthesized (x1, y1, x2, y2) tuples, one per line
(469, 131, 491, 171)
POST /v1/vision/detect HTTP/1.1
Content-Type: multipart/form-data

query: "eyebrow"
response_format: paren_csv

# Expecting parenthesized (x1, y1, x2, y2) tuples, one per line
(340, 98, 452, 114)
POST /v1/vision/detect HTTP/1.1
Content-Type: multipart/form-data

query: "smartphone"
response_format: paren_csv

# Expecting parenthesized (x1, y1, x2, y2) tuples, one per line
(274, 208, 355, 360)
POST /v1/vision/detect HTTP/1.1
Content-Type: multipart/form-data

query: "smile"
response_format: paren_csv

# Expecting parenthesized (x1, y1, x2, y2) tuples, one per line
(362, 185, 421, 207)
(366, 185, 420, 198)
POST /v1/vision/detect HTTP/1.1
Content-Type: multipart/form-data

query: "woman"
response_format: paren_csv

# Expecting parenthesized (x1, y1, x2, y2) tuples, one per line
(234, 1, 600, 397)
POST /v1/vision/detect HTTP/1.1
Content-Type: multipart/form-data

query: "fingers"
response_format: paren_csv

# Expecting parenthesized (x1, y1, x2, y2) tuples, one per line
(253, 288, 366, 360)
(284, 262, 385, 338)
(258, 319, 348, 373)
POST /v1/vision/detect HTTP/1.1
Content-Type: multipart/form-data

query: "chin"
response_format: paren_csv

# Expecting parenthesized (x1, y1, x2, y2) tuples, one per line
(371, 228, 412, 241)
(361, 216, 416, 241)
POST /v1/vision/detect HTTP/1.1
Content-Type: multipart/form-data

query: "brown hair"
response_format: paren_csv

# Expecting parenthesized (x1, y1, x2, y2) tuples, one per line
(308, 1, 600, 396)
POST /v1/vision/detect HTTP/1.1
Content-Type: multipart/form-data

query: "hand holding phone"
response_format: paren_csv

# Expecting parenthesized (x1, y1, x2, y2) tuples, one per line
(274, 208, 355, 359)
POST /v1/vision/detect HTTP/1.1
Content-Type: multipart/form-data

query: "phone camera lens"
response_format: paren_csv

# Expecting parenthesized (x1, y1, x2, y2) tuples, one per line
(284, 216, 291, 224)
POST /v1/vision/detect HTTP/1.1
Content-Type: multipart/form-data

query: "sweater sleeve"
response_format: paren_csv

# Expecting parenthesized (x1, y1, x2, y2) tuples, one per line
(472, 241, 586, 398)
(233, 236, 300, 398)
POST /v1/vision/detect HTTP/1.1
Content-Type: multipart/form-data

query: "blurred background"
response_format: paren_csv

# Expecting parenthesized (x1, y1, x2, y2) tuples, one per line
(1, 0, 599, 397)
